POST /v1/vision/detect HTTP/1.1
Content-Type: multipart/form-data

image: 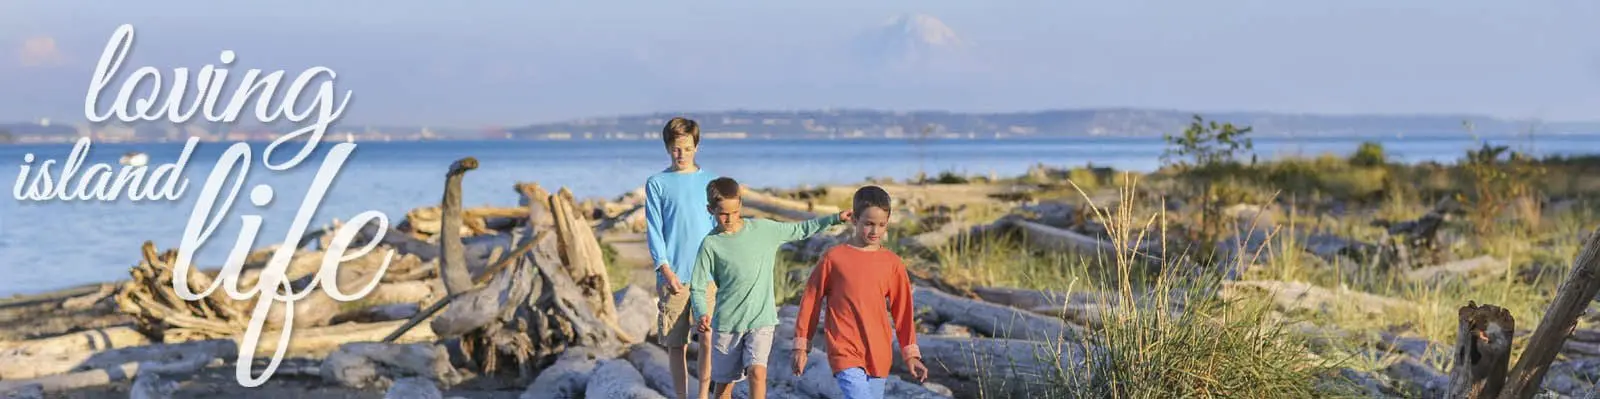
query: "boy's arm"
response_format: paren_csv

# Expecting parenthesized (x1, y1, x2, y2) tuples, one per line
(772, 212, 843, 243)
(644, 179, 671, 273)
(792, 255, 831, 352)
(888, 257, 921, 362)
(689, 242, 714, 319)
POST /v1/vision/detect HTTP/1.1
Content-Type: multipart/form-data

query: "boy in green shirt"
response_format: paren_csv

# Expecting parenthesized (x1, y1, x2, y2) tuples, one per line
(691, 177, 851, 399)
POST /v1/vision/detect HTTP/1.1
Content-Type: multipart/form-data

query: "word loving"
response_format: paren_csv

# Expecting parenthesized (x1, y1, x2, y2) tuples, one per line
(14, 24, 393, 387)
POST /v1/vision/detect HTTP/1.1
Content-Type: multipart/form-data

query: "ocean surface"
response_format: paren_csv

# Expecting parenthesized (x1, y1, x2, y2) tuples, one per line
(2, 135, 1596, 296)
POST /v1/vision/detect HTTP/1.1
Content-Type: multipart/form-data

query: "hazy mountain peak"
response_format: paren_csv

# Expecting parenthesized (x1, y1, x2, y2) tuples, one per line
(882, 13, 966, 47)
(852, 13, 971, 71)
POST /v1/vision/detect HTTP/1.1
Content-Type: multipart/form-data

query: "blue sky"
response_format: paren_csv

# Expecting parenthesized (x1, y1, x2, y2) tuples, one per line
(2, 0, 1597, 127)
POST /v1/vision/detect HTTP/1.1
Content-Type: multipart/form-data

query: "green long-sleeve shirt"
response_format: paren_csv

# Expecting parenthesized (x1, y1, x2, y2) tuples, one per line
(691, 213, 843, 332)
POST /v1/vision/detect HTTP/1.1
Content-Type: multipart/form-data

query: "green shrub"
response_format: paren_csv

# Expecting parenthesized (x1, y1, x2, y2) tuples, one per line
(1067, 166, 1101, 191)
(1349, 141, 1387, 167)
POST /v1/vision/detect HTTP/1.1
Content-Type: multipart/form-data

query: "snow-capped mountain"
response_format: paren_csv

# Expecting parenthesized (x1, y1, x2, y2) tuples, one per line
(851, 13, 972, 70)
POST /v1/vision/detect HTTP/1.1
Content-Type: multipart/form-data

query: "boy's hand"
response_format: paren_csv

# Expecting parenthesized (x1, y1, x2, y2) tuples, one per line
(791, 349, 807, 376)
(908, 357, 928, 382)
(839, 209, 853, 223)
(697, 315, 711, 333)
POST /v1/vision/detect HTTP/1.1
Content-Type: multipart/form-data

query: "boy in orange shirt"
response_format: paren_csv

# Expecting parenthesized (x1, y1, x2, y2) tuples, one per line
(790, 185, 928, 398)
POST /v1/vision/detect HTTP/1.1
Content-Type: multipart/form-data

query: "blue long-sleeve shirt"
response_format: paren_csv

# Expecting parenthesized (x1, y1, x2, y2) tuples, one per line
(645, 167, 720, 287)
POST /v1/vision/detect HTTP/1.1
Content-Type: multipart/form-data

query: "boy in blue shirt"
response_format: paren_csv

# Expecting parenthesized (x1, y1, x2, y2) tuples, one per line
(645, 117, 721, 399)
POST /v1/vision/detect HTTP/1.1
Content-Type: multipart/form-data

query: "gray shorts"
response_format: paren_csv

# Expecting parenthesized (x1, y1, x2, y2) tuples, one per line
(710, 325, 775, 384)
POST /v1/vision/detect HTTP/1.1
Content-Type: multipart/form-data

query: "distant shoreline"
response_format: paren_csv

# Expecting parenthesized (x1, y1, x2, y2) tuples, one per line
(5, 131, 1600, 147)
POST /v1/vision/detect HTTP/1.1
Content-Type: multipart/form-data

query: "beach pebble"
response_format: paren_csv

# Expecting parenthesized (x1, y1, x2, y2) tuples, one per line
(385, 377, 444, 399)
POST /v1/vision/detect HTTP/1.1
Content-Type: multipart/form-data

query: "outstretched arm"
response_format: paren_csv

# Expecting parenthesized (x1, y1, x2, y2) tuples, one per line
(773, 212, 845, 242)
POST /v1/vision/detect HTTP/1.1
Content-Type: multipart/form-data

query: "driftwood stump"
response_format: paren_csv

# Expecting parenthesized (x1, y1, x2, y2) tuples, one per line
(1445, 302, 1514, 399)
(439, 157, 478, 295)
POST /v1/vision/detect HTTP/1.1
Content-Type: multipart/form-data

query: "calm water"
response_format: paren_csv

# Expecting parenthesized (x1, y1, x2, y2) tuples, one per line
(1, 135, 1595, 296)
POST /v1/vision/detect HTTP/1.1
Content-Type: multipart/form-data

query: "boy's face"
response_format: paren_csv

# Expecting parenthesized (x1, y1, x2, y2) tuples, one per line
(666, 136, 697, 170)
(708, 198, 742, 228)
(853, 206, 890, 246)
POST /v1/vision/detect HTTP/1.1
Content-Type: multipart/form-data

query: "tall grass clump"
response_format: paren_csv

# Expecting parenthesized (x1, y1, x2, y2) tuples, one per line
(932, 231, 1096, 293)
(1061, 175, 1344, 399)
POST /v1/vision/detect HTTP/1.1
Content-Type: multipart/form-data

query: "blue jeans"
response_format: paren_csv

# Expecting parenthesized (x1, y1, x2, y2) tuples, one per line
(835, 367, 886, 399)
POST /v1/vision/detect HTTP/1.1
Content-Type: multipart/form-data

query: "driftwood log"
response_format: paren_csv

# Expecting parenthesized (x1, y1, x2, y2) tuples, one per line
(912, 287, 1084, 342)
(898, 216, 1017, 257)
(0, 339, 235, 394)
(1405, 255, 1508, 284)
(740, 186, 840, 221)
(0, 326, 151, 379)
(1220, 280, 1411, 319)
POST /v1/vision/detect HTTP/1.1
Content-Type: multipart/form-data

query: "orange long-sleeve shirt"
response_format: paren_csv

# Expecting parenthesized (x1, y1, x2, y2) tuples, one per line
(793, 244, 921, 377)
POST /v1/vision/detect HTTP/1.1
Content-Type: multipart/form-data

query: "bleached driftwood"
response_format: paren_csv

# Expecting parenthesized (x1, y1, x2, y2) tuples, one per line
(0, 340, 234, 394)
(912, 287, 1083, 342)
(897, 216, 1017, 256)
(61, 284, 117, 311)
(585, 359, 667, 399)
(264, 258, 437, 330)
(1404, 255, 1508, 284)
(3, 339, 233, 386)
(1220, 280, 1411, 319)
(549, 187, 627, 342)
(0, 325, 150, 366)
(254, 319, 436, 358)
(331, 303, 423, 325)
(740, 186, 839, 220)
(969, 286, 1126, 327)
(1012, 219, 1115, 254)
(934, 323, 973, 338)
(3, 333, 163, 380)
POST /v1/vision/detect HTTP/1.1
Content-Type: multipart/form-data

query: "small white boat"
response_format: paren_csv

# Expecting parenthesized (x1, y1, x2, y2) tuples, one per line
(120, 151, 149, 167)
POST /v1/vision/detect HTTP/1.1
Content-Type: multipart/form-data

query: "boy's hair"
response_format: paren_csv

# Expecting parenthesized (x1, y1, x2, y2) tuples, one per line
(852, 185, 892, 216)
(662, 117, 700, 147)
(706, 177, 741, 204)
